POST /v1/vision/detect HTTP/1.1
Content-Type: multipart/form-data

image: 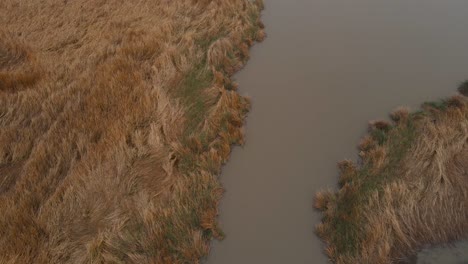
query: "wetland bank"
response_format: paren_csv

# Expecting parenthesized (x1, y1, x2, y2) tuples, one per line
(1, 0, 468, 263)
(0, 0, 264, 263)
(207, 0, 468, 263)
(315, 93, 468, 263)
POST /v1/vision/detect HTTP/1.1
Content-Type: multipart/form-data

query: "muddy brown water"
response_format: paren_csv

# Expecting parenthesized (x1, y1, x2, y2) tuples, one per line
(412, 241, 468, 264)
(205, 0, 468, 263)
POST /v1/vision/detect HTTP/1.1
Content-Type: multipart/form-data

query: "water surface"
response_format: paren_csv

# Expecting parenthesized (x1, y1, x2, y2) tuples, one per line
(413, 241, 468, 264)
(206, 0, 468, 263)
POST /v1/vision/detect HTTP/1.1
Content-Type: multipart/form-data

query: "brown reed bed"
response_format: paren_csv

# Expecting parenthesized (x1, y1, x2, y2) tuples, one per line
(0, 1, 264, 263)
(315, 92, 468, 264)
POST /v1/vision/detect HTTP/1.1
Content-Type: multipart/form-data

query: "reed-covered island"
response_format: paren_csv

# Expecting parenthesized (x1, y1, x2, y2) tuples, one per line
(315, 87, 468, 263)
(0, 1, 264, 263)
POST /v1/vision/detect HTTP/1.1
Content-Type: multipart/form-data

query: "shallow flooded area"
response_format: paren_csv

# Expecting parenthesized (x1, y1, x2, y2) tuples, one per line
(206, 0, 468, 263)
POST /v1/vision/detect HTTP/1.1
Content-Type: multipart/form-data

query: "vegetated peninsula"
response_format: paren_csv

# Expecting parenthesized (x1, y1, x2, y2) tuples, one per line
(315, 88, 468, 263)
(0, 0, 264, 263)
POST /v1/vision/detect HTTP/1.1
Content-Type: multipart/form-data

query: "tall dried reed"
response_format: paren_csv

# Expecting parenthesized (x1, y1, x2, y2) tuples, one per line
(315, 94, 468, 263)
(0, 0, 264, 263)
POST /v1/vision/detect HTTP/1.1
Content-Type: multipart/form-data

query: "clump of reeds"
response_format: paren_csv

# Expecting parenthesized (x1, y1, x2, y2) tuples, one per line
(315, 93, 468, 263)
(0, 0, 264, 263)
(458, 80, 468, 96)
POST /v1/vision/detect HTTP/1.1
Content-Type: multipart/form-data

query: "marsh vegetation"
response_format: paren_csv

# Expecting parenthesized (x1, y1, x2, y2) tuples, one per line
(315, 92, 468, 263)
(0, 0, 264, 263)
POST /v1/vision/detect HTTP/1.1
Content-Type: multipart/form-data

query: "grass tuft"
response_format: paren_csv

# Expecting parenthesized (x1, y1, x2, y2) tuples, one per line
(458, 80, 468, 96)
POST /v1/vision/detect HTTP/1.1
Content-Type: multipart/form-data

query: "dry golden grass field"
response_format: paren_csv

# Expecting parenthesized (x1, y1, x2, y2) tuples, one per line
(315, 94, 468, 264)
(0, 0, 264, 263)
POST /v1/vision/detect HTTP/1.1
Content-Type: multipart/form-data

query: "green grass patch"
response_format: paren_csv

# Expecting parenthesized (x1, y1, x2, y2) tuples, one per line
(423, 100, 448, 111)
(326, 119, 417, 257)
(176, 61, 214, 134)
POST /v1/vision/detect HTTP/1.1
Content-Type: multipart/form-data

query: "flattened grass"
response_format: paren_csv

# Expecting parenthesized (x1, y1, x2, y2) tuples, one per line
(0, 0, 265, 263)
(315, 94, 468, 263)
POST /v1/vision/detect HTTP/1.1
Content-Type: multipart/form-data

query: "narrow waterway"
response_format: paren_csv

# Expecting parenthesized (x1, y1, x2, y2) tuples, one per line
(206, 0, 468, 263)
